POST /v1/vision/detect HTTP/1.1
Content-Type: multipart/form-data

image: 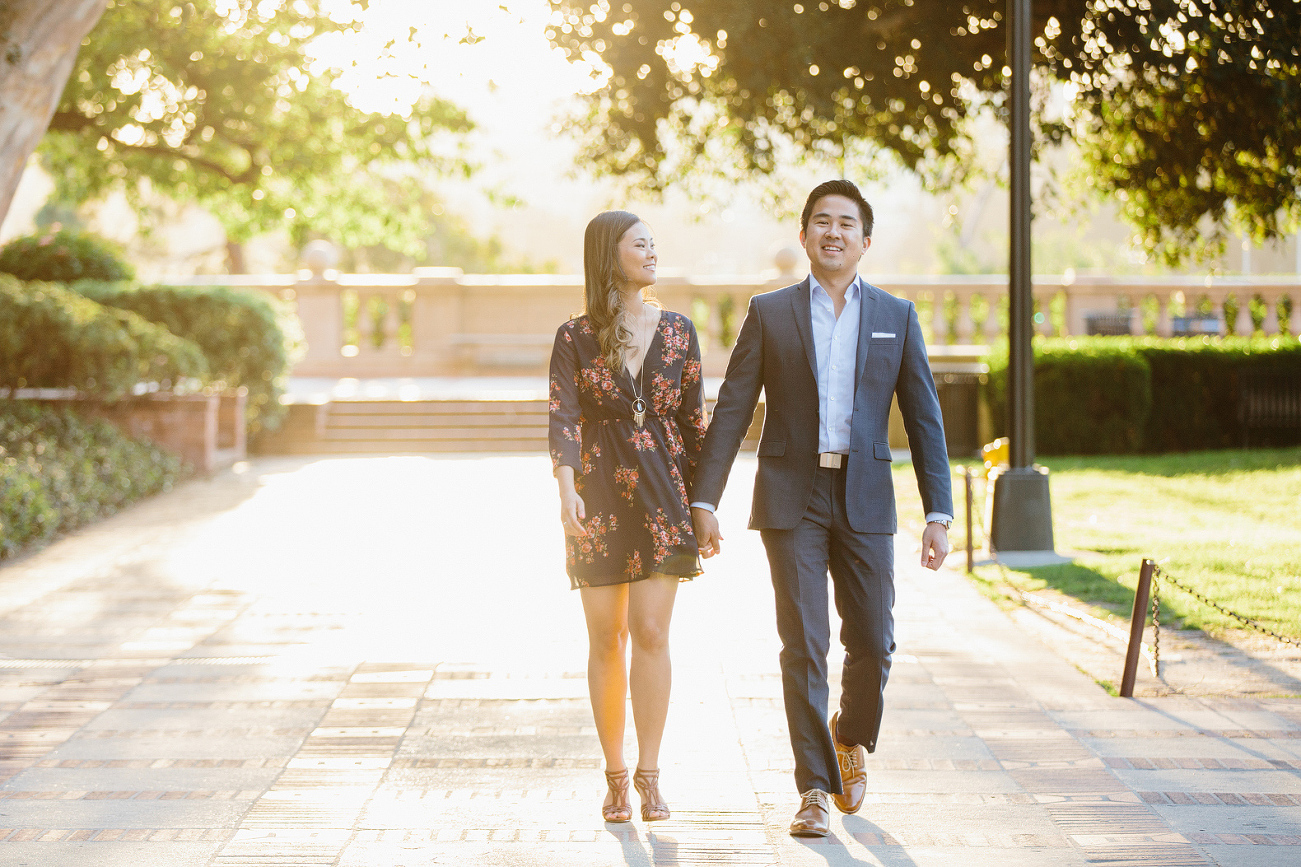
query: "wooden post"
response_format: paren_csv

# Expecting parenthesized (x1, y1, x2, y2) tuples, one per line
(1120, 559, 1156, 697)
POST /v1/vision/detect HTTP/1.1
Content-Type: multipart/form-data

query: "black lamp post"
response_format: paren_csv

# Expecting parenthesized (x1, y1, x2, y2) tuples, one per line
(989, 0, 1056, 555)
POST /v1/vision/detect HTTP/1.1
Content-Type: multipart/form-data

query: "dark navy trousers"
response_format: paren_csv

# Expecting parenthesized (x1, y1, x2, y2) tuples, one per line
(760, 464, 896, 795)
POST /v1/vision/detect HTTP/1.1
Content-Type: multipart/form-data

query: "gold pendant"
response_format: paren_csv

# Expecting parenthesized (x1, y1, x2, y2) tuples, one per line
(633, 398, 647, 428)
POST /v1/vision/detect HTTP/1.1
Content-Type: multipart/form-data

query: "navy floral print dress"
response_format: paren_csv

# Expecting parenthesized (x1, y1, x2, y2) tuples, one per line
(549, 311, 708, 589)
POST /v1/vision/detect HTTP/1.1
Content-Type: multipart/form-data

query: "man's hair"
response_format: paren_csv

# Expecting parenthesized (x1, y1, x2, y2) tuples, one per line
(800, 179, 874, 238)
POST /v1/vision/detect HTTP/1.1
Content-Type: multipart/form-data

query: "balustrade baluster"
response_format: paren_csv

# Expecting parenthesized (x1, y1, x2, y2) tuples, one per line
(1234, 292, 1255, 336)
(384, 291, 401, 351)
(1155, 293, 1172, 338)
(364, 292, 381, 352)
(930, 291, 948, 345)
(1262, 291, 1281, 336)
(982, 295, 1002, 343)
(1035, 290, 1055, 337)
(955, 291, 976, 344)
(1206, 291, 1226, 336)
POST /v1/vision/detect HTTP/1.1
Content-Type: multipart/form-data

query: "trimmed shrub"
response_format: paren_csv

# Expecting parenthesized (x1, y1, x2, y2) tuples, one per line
(0, 276, 208, 398)
(984, 336, 1301, 455)
(74, 281, 301, 436)
(1141, 338, 1301, 452)
(985, 339, 1152, 455)
(0, 400, 183, 559)
(0, 227, 133, 283)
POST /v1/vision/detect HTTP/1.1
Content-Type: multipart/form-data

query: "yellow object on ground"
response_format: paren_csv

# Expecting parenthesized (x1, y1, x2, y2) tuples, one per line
(981, 437, 1008, 478)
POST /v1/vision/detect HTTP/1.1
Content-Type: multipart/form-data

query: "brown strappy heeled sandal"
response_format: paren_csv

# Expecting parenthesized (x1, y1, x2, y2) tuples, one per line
(602, 768, 632, 823)
(633, 767, 670, 821)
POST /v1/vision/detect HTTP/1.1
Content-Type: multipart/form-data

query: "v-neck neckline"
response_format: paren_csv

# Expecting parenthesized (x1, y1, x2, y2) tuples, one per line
(623, 310, 663, 387)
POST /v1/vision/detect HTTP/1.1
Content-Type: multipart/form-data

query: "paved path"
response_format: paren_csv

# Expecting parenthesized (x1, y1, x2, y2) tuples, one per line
(0, 455, 1298, 866)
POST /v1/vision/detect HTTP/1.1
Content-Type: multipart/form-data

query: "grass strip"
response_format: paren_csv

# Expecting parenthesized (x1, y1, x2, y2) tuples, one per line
(893, 446, 1301, 641)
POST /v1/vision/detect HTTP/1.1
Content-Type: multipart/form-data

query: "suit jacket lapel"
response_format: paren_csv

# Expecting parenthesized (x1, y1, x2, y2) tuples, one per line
(854, 280, 879, 397)
(789, 277, 817, 382)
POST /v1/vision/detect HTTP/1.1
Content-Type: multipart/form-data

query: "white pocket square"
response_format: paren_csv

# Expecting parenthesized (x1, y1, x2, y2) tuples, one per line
(872, 332, 896, 339)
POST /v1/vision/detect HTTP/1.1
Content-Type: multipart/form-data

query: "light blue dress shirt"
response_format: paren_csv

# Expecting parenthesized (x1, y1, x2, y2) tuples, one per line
(810, 274, 859, 455)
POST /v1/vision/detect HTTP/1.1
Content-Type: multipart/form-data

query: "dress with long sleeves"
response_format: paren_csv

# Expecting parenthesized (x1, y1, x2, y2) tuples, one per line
(548, 310, 708, 589)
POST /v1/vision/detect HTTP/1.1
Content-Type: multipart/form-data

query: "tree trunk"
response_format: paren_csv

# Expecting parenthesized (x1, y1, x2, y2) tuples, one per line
(0, 0, 108, 228)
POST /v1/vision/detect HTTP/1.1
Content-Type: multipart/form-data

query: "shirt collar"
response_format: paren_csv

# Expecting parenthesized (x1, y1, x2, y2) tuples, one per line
(809, 274, 861, 303)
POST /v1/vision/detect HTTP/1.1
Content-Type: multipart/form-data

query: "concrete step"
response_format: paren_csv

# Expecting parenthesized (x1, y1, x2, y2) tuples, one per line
(257, 397, 762, 455)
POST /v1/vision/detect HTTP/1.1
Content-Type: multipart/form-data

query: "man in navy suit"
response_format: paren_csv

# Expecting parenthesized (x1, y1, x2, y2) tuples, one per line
(691, 179, 954, 837)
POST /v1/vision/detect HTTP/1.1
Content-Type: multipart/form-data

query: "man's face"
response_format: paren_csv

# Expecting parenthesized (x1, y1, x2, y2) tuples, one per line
(800, 194, 870, 277)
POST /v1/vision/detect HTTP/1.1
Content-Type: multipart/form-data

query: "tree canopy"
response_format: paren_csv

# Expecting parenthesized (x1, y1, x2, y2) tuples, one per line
(547, 0, 1301, 263)
(40, 0, 472, 263)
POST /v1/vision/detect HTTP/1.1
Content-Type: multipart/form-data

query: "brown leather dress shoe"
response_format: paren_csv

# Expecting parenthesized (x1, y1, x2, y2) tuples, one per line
(830, 711, 867, 814)
(789, 789, 831, 837)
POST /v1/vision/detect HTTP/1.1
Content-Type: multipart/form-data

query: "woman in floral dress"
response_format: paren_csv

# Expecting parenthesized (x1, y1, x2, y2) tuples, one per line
(549, 210, 707, 824)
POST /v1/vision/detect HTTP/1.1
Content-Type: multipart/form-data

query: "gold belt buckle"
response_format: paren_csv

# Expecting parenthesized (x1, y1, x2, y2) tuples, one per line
(818, 453, 844, 469)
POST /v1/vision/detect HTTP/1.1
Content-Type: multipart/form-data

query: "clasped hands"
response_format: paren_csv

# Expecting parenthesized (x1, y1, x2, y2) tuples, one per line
(690, 507, 723, 558)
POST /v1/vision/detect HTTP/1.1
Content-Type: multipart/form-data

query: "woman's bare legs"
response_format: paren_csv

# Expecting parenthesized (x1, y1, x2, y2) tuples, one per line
(627, 576, 679, 772)
(580, 584, 632, 818)
(580, 576, 679, 819)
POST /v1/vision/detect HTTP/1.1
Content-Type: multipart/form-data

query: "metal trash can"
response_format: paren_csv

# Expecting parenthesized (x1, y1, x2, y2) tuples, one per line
(931, 362, 988, 458)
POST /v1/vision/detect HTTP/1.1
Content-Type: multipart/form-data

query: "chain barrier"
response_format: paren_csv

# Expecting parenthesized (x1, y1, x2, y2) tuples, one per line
(960, 467, 1157, 676)
(1150, 565, 1161, 678)
(1152, 562, 1301, 649)
(963, 467, 1300, 697)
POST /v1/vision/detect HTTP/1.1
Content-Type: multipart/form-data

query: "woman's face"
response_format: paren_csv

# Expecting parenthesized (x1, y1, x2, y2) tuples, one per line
(616, 222, 656, 291)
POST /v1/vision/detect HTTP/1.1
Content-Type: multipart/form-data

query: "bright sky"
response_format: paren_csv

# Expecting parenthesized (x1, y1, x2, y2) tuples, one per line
(316, 0, 604, 118)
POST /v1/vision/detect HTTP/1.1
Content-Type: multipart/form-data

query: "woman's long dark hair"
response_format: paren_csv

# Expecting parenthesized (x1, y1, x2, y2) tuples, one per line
(583, 210, 658, 373)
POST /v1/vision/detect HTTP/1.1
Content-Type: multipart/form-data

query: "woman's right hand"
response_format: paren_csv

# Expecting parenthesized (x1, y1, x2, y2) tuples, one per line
(560, 490, 588, 536)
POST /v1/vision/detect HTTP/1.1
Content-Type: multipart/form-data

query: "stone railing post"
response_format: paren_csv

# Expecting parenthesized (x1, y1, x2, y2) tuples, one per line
(1062, 284, 1082, 336)
(293, 241, 344, 374)
(410, 267, 465, 372)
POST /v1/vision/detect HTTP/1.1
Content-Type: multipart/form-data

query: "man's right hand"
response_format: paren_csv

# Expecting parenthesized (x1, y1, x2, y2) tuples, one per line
(691, 507, 723, 558)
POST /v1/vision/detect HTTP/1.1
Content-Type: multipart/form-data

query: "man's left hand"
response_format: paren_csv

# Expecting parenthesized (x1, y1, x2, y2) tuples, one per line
(920, 522, 950, 571)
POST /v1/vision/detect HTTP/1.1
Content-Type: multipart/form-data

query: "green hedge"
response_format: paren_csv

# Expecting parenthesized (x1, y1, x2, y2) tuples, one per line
(984, 337, 1301, 455)
(0, 276, 208, 398)
(1141, 340, 1301, 451)
(985, 340, 1152, 455)
(74, 281, 301, 436)
(0, 400, 183, 559)
(0, 227, 133, 283)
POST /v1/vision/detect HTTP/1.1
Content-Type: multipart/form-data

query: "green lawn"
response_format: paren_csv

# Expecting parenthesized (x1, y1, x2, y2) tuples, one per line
(893, 447, 1301, 641)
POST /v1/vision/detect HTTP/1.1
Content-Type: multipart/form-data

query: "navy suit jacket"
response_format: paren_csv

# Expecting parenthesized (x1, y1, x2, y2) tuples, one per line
(692, 277, 953, 533)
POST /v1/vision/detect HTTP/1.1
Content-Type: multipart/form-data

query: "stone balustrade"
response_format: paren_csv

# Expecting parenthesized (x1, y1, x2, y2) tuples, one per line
(163, 267, 1299, 379)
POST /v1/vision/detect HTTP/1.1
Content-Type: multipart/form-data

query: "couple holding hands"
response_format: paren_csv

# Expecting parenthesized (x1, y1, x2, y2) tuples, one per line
(548, 179, 954, 837)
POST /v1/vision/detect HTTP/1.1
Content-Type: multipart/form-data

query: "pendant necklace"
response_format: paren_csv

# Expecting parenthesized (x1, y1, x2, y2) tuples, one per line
(628, 308, 653, 428)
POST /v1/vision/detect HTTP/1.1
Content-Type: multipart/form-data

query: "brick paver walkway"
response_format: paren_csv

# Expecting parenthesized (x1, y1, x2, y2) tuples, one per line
(1, 455, 1297, 866)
